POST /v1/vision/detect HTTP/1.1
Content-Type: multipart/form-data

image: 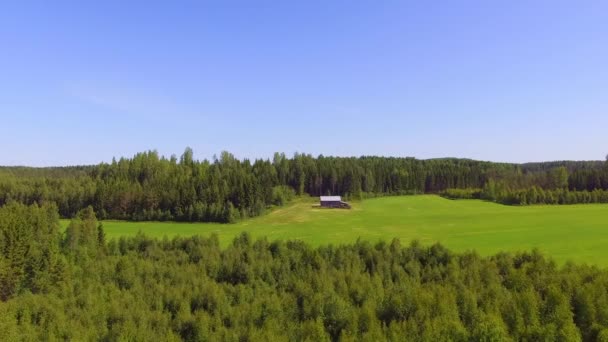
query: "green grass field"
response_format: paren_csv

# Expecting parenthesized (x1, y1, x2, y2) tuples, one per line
(62, 195, 608, 265)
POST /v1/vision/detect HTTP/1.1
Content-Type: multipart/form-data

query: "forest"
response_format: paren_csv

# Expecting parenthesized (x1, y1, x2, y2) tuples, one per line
(1, 149, 607, 223)
(1, 202, 608, 341)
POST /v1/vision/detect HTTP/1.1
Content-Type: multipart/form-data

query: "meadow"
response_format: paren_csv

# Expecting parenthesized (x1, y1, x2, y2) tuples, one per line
(63, 195, 608, 265)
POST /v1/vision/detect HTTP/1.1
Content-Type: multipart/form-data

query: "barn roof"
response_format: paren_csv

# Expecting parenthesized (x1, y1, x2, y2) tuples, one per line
(320, 196, 341, 201)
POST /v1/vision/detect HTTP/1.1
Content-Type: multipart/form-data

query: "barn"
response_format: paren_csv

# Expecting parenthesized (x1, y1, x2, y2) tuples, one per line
(320, 196, 351, 209)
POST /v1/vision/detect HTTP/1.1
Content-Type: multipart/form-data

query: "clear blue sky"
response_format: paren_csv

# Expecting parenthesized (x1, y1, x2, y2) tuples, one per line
(1, 1, 607, 166)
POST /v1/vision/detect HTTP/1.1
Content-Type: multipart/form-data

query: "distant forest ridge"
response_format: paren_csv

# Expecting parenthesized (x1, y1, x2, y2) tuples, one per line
(1, 149, 607, 222)
(2, 155, 607, 171)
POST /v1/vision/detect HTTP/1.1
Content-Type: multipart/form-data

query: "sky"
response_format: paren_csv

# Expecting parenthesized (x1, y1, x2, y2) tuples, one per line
(1, 1, 607, 166)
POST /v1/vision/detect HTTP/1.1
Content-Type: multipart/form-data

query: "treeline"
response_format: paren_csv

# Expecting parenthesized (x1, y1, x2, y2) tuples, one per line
(0, 149, 514, 222)
(1, 150, 608, 222)
(2, 203, 608, 341)
(444, 186, 608, 205)
(443, 165, 608, 205)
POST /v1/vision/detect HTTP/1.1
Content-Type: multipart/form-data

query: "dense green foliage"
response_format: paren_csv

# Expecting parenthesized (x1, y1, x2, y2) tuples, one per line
(0, 203, 65, 301)
(441, 188, 482, 200)
(443, 166, 608, 205)
(1, 150, 608, 222)
(2, 203, 608, 341)
(443, 184, 608, 205)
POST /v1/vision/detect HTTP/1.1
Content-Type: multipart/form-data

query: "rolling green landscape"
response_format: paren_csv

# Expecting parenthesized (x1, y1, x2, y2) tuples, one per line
(65, 195, 608, 266)
(6, 2, 608, 338)
(6, 153, 608, 339)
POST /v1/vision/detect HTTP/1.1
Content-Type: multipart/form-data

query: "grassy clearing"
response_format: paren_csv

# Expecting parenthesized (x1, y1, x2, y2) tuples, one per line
(61, 195, 608, 265)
